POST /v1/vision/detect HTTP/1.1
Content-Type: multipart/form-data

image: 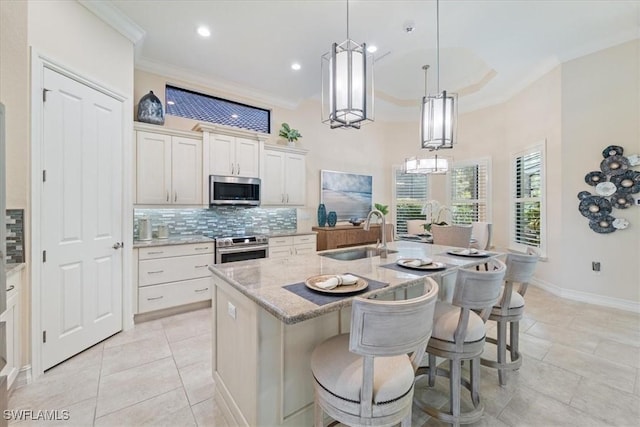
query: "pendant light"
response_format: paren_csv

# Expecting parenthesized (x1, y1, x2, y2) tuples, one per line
(321, 0, 374, 129)
(421, 0, 457, 150)
(404, 154, 450, 174)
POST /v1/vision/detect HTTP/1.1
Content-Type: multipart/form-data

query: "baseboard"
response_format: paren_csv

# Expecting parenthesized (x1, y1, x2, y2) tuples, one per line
(531, 277, 640, 313)
(133, 300, 211, 323)
(11, 365, 32, 391)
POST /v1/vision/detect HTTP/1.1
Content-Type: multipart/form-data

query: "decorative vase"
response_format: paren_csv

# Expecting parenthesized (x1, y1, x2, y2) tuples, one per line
(317, 204, 327, 227)
(137, 90, 165, 125)
(327, 211, 338, 227)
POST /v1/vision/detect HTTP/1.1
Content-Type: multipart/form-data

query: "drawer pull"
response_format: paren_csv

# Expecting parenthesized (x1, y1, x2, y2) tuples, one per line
(194, 265, 208, 268)
(148, 251, 164, 255)
(147, 296, 164, 301)
(194, 247, 210, 251)
(6, 285, 14, 292)
(194, 288, 209, 293)
(147, 270, 164, 274)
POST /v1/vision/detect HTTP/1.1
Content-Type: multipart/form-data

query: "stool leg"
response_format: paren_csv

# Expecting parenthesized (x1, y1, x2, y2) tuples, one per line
(314, 395, 323, 427)
(470, 357, 480, 407)
(450, 359, 461, 426)
(428, 353, 436, 387)
(510, 320, 520, 364)
(497, 320, 507, 386)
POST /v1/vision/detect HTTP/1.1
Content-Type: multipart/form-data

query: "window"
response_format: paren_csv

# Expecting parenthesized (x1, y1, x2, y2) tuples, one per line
(393, 167, 430, 235)
(165, 85, 270, 133)
(511, 144, 545, 251)
(449, 159, 490, 224)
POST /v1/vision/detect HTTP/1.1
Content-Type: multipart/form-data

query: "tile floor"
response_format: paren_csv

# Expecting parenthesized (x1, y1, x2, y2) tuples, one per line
(8, 286, 640, 426)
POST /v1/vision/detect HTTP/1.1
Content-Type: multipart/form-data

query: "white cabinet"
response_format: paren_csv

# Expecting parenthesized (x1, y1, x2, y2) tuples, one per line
(269, 234, 316, 259)
(135, 242, 214, 314)
(135, 125, 202, 205)
(210, 134, 260, 178)
(262, 146, 307, 206)
(2, 267, 22, 389)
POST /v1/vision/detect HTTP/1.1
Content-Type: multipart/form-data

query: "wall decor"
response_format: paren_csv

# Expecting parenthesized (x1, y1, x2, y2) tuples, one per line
(320, 170, 372, 221)
(577, 145, 639, 234)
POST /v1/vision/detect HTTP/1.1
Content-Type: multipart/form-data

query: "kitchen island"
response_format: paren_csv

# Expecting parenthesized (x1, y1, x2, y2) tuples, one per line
(208, 240, 501, 427)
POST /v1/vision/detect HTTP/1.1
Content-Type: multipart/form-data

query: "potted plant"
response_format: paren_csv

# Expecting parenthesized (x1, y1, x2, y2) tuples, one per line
(278, 122, 302, 147)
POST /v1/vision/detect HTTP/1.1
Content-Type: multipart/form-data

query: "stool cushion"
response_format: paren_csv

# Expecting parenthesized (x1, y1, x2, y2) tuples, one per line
(431, 302, 486, 343)
(494, 289, 525, 309)
(311, 334, 414, 404)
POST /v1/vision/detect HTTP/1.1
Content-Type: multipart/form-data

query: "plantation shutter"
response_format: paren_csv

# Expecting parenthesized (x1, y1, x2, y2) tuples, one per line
(513, 149, 542, 247)
(449, 160, 489, 224)
(394, 170, 429, 234)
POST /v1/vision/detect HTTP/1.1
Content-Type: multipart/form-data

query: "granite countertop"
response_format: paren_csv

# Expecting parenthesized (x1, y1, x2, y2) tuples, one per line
(6, 263, 25, 276)
(208, 241, 502, 325)
(267, 230, 317, 238)
(133, 235, 214, 248)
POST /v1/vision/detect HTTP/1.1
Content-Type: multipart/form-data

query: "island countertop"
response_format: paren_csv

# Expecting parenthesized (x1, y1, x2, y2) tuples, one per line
(208, 240, 501, 325)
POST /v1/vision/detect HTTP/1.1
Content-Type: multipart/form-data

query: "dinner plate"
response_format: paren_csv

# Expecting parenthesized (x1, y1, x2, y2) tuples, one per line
(396, 258, 446, 271)
(305, 275, 368, 294)
(446, 249, 490, 258)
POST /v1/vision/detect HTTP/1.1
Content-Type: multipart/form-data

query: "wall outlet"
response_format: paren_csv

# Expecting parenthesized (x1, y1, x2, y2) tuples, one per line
(227, 302, 237, 319)
(592, 261, 601, 272)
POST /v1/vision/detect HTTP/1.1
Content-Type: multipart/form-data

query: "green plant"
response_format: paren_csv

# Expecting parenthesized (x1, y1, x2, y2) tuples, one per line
(423, 221, 447, 233)
(278, 122, 302, 142)
(374, 203, 389, 215)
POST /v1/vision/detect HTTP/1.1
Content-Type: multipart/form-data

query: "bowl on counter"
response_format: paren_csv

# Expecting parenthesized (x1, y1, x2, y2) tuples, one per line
(348, 217, 363, 226)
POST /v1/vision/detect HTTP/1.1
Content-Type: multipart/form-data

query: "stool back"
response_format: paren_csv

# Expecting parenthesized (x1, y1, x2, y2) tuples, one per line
(505, 252, 538, 285)
(431, 224, 473, 248)
(452, 259, 506, 320)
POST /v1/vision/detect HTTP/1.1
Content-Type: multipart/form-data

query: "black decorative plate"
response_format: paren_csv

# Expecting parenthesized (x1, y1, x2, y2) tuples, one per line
(602, 145, 623, 158)
(589, 215, 617, 234)
(578, 196, 612, 219)
(584, 171, 606, 186)
(610, 192, 634, 209)
(600, 155, 630, 176)
(610, 170, 640, 194)
(577, 191, 591, 200)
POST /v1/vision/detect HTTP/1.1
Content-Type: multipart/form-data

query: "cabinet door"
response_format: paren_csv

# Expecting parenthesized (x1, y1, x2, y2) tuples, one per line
(136, 131, 171, 204)
(235, 137, 260, 177)
(268, 246, 292, 259)
(262, 150, 285, 205)
(172, 137, 202, 204)
(284, 153, 306, 206)
(210, 134, 234, 176)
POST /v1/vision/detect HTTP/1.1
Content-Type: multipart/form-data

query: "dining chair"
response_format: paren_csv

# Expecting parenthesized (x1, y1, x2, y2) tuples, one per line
(470, 222, 492, 250)
(481, 250, 539, 385)
(310, 278, 439, 427)
(407, 219, 428, 235)
(431, 224, 472, 248)
(414, 259, 506, 427)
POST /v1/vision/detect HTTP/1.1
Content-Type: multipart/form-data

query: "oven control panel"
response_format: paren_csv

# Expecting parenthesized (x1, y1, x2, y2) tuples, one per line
(216, 235, 269, 247)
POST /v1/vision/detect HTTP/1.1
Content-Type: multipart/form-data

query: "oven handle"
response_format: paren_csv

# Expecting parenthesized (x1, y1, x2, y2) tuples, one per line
(216, 244, 270, 255)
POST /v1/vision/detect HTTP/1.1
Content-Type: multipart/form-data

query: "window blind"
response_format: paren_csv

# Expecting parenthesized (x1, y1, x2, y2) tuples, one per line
(513, 150, 542, 247)
(394, 170, 429, 234)
(449, 160, 489, 225)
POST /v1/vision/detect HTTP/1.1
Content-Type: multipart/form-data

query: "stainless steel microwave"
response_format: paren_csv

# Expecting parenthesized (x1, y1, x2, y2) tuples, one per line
(209, 175, 261, 206)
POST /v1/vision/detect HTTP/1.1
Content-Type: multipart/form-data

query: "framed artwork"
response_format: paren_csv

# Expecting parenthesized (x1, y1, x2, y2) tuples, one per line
(320, 170, 372, 220)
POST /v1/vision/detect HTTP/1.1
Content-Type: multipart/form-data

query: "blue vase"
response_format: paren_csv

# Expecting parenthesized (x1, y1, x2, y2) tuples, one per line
(327, 211, 338, 227)
(317, 204, 327, 227)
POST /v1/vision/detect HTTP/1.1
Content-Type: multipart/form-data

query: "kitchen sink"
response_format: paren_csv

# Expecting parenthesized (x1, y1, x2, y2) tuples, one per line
(318, 247, 398, 261)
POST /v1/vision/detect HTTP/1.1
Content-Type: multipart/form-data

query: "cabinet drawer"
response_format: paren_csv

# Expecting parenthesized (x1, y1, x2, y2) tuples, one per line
(269, 236, 294, 247)
(139, 253, 212, 286)
(269, 246, 292, 259)
(138, 277, 212, 313)
(293, 234, 316, 245)
(139, 242, 214, 260)
(294, 243, 316, 255)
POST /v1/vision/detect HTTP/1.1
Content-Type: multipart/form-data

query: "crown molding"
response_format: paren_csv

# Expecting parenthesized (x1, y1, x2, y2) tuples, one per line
(135, 57, 300, 111)
(78, 0, 146, 45)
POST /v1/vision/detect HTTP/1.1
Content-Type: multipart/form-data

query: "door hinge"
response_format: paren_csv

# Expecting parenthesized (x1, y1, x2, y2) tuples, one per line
(43, 330, 47, 343)
(43, 88, 51, 102)
(42, 170, 46, 182)
(42, 250, 47, 263)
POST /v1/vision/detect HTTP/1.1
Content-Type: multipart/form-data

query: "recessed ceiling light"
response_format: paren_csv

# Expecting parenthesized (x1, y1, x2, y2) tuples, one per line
(291, 63, 301, 71)
(167, 100, 175, 105)
(197, 26, 211, 37)
(367, 45, 378, 53)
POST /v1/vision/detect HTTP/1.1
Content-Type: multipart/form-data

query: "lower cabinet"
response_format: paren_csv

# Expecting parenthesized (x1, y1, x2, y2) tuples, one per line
(268, 235, 316, 259)
(135, 242, 214, 314)
(2, 267, 22, 389)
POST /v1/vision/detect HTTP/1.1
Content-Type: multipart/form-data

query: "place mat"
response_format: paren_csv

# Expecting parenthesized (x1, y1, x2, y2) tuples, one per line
(283, 273, 389, 306)
(380, 262, 456, 276)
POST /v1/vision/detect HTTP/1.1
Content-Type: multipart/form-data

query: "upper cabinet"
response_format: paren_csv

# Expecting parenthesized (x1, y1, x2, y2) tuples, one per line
(262, 145, 308, 206)
(210, 134, 259, 178)
(135, 124, 202, 205)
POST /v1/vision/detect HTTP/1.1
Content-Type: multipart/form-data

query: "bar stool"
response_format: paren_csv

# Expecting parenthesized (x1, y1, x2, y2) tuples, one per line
(414, 259, 506, 426)
(481, 250, 538, 385)
(311, 278, 439, 427)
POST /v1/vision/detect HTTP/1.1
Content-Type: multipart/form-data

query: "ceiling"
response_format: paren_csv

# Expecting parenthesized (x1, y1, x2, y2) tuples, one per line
(101, 0, 639, 121)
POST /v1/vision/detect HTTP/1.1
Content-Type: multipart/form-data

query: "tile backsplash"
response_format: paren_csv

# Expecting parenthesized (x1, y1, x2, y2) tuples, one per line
(5, 209, 25, 263)
(134, 206, 297, 239)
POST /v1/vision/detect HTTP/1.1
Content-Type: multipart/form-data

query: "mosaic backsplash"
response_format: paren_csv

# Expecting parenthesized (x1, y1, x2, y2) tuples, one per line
(6, 209, 25, 263)
(134, 206, 297, 239)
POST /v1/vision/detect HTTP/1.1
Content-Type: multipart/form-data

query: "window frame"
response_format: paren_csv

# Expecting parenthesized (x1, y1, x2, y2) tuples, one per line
(446, 157, 492, 225)
(391, 165, 431, 236)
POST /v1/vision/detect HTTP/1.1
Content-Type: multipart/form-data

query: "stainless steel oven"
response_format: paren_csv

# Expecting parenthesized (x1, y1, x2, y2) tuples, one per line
(215, 235, 269, 264)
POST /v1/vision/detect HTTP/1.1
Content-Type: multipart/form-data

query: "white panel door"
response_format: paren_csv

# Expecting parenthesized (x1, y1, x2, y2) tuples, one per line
(136, 131, 171, 204)
(41, 68, 123, 370)
(172, 136, 202, 204)
(262, 150, 285, 205)
(210, 134, 234, 176)
(284, 153, 306, 206)
(234, 137, 259, 178)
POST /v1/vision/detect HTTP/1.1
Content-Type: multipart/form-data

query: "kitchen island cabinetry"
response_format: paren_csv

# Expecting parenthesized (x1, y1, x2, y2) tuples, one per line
(135, 123, 202, 205)
(261, 145, 307, 206)
(268, 234, 316, 258)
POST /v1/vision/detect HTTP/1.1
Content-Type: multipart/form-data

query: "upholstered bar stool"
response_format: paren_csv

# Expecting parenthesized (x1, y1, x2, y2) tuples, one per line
(481, 250, 539, 385)
(431, 224, 473, 248)
(414, 259, 506, 427)
(310, 278, 439, 427)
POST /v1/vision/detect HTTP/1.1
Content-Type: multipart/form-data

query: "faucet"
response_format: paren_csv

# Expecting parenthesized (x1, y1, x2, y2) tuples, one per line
(364, 209, 388, 258)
